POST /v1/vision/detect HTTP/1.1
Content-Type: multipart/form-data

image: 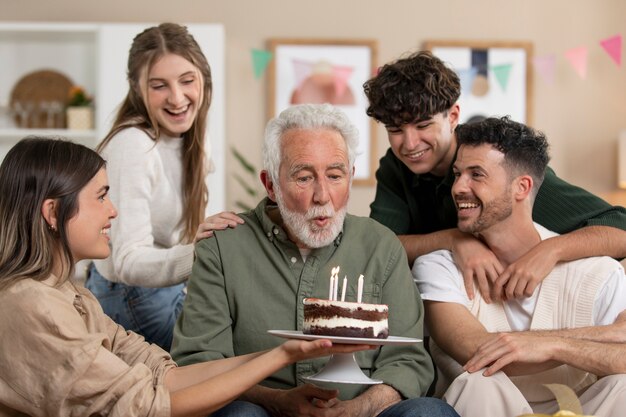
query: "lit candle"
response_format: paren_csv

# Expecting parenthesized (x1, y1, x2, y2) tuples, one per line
(341, 276, 347, 301)
(357, 274, 364, 303)
(329, 267, 338, 300)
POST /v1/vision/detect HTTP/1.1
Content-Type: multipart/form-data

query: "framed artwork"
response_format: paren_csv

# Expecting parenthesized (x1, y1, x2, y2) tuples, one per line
(424, 40, 533, 125)
(267, 39, 378, 185)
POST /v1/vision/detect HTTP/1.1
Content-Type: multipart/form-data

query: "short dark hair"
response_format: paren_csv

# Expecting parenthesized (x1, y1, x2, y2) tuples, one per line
(456, 116, 550, 191)
(364, 51, 460, 127)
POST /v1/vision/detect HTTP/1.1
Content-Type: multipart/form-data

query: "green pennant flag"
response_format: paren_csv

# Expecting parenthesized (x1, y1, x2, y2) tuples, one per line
(491, 63, 513, 92)
(251, 49, 273, 79)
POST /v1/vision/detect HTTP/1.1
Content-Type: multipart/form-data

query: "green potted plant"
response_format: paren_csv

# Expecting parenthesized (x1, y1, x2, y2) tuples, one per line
(66, 85, 94, 130)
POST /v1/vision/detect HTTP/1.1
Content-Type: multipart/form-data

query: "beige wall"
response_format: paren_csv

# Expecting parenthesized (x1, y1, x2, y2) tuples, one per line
(4, 0, 626, 215)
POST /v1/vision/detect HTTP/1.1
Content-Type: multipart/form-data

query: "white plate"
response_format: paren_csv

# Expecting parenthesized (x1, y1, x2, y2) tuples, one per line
(268, 330, 421, 346)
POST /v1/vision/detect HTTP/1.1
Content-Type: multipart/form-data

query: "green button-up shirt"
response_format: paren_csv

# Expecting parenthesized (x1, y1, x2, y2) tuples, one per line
(370, 148, 626, 235)
(172, 198, 433, 399)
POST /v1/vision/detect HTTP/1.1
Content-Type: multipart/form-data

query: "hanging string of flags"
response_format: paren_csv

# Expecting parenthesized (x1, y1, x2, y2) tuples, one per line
(533, 34, 621, 84)
(251, 49, 273, 79)
(251, 34, 623, 88)
(534, 34, 622, 84)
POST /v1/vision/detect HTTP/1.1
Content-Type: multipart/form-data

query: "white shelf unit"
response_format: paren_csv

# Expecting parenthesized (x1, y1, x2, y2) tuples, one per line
(0, 22, 225, 213)
(0, 23, 99, 144)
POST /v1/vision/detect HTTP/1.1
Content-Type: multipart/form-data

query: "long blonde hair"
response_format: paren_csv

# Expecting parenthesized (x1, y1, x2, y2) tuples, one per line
(0, 137, 106, 290)
(98, 23, 211, 242)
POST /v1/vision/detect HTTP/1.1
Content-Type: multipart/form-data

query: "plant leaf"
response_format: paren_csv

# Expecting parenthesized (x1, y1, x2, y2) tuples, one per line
(234, 173, 258, 197)
(231, 147, 256, 175)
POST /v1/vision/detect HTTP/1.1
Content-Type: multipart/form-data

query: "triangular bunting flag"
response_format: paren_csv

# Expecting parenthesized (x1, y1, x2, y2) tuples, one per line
(457, 67, 478, 95)
(564, 46, 588, 79)
(600, 34, 622, 66)
(533, 55, 556, 85)
(292, 59, 314, 90)
(331, 64, 354, 98)
(251, 49, 273, 79)
(491, 63, 513, 92)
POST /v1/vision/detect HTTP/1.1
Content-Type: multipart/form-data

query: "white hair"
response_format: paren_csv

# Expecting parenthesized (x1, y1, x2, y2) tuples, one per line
(262, 104, 360, 183)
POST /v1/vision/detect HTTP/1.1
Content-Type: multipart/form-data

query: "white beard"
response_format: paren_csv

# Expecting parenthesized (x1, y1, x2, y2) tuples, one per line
(274, 188, 346, 249)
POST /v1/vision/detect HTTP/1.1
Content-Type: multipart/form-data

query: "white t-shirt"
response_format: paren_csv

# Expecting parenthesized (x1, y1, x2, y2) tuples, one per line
(413, 224, 626, 330)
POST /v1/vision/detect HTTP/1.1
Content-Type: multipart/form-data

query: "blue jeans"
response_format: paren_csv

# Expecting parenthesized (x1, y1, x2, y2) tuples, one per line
(212, 397, 458, 417)
(85, 263, 185, 351)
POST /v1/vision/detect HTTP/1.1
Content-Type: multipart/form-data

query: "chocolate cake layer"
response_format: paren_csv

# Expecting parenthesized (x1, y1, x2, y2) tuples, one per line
(302, 297, 389, 339)
(306, 326, 389, 339)
(304, 304, 387, 321)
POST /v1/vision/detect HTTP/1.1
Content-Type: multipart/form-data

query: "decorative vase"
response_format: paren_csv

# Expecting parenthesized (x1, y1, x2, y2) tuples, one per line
(66, 106, 93, 130)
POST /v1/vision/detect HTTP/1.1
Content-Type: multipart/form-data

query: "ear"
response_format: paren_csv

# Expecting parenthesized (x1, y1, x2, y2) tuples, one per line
(260, 170, 277, 202)
(513, 175, 534, 201)
(41, 198, 58, 231)
(448, 103, 461, 132)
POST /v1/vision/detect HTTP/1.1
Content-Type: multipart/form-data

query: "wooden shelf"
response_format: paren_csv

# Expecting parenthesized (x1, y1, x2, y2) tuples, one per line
(0, 127, 97, 141)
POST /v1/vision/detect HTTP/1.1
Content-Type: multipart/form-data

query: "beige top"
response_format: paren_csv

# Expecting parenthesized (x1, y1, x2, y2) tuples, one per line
(0, 276, 176, 416)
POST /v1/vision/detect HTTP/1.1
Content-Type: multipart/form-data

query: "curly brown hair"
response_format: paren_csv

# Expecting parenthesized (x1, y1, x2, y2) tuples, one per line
(364, 51, 460, 127)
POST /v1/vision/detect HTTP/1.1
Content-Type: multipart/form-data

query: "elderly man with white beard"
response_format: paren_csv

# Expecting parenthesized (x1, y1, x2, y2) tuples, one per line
(172, 104, 458, 417)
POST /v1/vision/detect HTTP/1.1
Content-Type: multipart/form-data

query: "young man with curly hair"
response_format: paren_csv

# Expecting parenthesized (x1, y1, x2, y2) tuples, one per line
(363, 51, 626, 303)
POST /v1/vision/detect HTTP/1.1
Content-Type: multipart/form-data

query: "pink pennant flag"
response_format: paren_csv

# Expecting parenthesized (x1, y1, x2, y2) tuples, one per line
(600, 34, 622, 66)
(533, 55, 556, 85)
(291, 59, 313, 91)
(564, 46, 588, 79)
(331, 64, 354, 98)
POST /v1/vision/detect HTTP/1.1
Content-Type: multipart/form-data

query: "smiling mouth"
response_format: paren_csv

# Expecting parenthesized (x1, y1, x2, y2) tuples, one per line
(456, 201, 481, 214)
(403, 148, 428, 160)
(165, 105, 190, 116)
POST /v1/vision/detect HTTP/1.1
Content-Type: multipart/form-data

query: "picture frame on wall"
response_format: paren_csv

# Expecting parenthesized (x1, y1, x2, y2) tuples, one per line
(424, 40, 533, 125)
(267, 38, 378, 185)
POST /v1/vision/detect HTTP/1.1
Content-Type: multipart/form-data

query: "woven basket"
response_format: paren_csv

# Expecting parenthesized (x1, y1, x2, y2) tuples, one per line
(9, 69, 73, 129)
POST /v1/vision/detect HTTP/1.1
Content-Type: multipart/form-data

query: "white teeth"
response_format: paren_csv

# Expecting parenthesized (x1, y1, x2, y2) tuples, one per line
(100, 228, 109, 235)
(167, 105, 189, 115)
(457, 202, 480, 209)
(406, 149, 426, 158)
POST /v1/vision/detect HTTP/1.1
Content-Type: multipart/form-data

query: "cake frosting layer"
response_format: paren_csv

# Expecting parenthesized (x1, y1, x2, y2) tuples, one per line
(302, 298, 389, 339)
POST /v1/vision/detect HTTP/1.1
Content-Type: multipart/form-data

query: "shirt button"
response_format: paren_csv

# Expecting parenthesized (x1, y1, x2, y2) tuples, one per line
(273, 228, 279, 235)
(291, 257, 297, 263)
(266, 232, 272, 238)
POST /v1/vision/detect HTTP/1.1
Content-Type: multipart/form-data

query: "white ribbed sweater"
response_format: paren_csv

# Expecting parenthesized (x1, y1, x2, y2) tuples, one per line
(433, 232, 618, 401)
(471, 255, 615, 401)
(94, 128, 209, 287)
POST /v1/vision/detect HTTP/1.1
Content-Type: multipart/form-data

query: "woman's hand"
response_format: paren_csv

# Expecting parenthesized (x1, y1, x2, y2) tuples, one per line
(279, 338, 375, 363)
(194, 211, 244, 243)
